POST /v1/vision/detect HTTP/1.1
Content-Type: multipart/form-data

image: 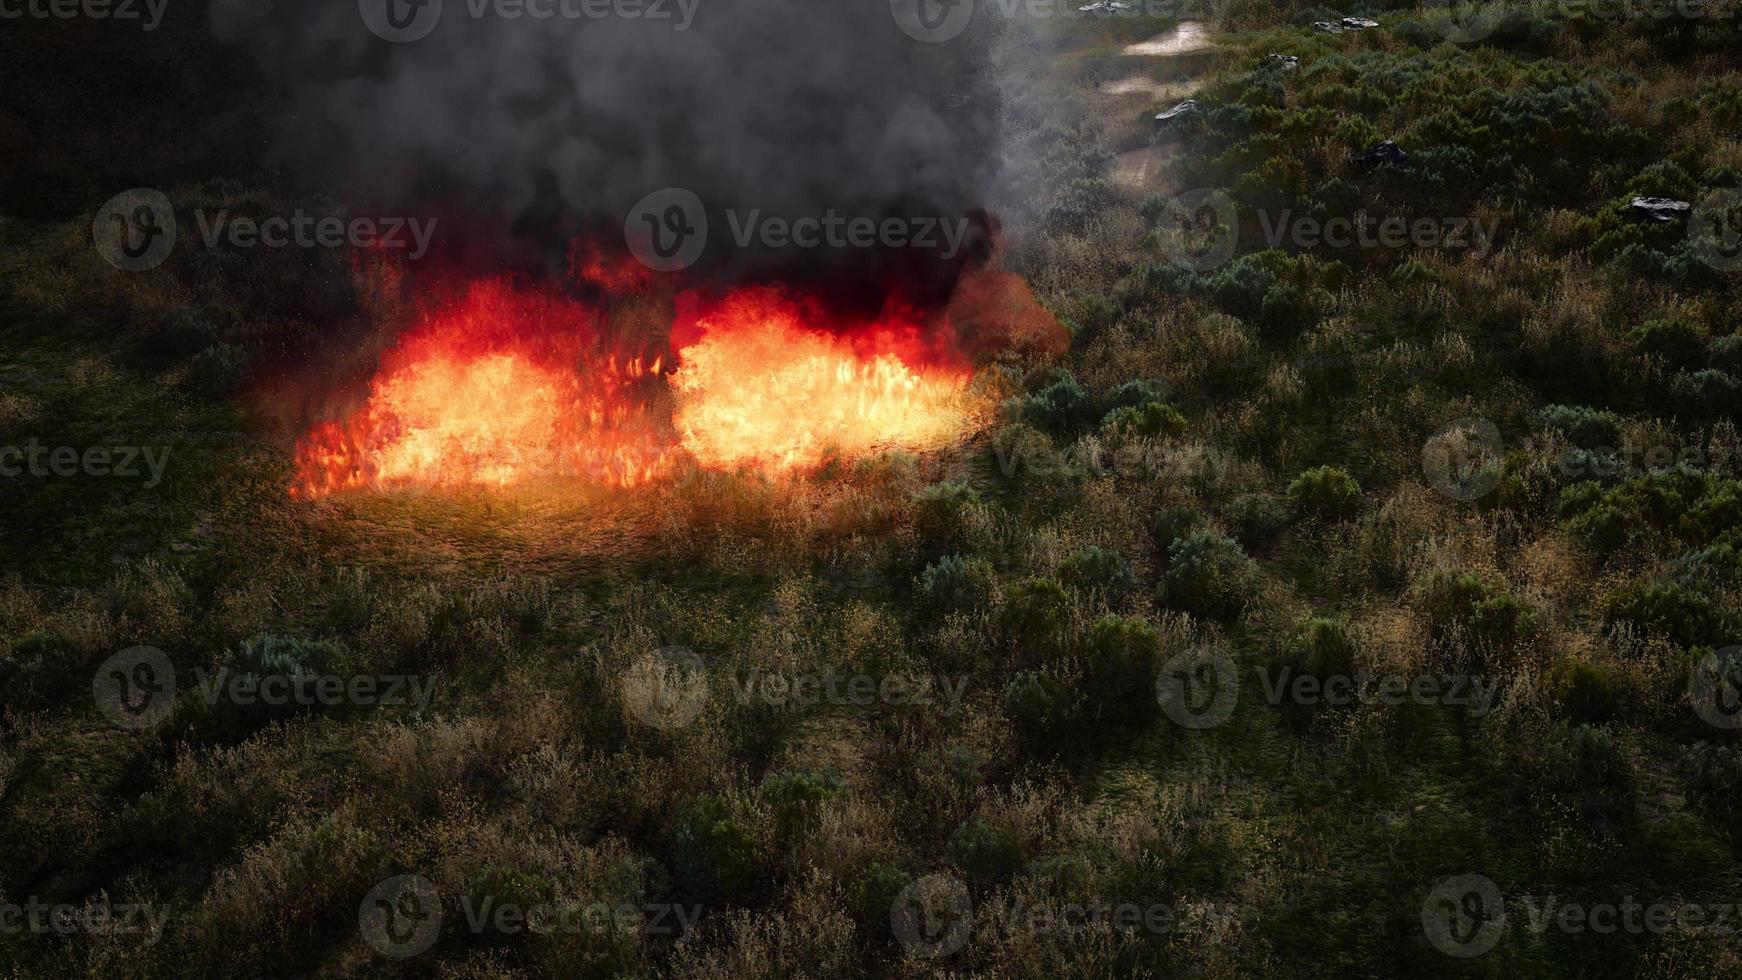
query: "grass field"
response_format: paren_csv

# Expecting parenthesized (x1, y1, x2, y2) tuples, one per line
(4, 2, 1742, 977)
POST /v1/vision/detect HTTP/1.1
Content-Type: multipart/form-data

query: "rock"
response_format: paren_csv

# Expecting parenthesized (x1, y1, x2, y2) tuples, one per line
(1350, 140, 1409, 168)
(1153, 99, 1202, 132)
(1268, 54, 1300, 71)
(1341, 17, 1379, 29)
(1625, 197, 1692, 223)
(1077, 0, 1131, 10)
(1313, 21, 1342, 34)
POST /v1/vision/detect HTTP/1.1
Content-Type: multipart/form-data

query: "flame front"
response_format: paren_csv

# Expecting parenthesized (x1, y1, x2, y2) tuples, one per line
(669, 289, 973, 470)
(291, 280, 980, 498)
(291, 280, 675, 499)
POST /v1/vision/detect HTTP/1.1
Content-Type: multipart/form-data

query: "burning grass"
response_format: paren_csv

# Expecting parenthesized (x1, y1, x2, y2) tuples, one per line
(291, 274, 1002, 499)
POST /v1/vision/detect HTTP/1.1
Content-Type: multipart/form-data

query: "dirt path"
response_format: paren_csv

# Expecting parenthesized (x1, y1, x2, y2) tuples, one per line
(1103, 20, 1218, 193)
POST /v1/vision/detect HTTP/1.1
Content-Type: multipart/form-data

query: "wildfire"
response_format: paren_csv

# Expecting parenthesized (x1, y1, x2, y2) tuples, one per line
(669, 289, 974, 470)
(290, 280, 675, 499)
(290, 278, 984, 498)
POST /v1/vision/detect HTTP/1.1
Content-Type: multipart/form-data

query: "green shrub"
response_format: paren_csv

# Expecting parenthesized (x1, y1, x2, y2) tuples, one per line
(1418, 571, 1538, 667)
(1290, 617, 1358, 679)
(1153, 506, 1206, 553)
(673, 796, 761, 898)
(1546, 658, 1629, 725)
(1288, 466, 1362, 520)
(1059, 546, 1134, 598)
(1225, 493, 1289, 550)
(759, 770, 846, 840)
(1000, 577, 1074, 662)
(1672, 369, 1742, 419)
(1160, 531, 1255, 621)
(919, 555, 996, 613)
(1605, 583, 1723, 648)
(1016, 369, 1095, 434)
(914, 482, 982, 546)
(1002, 669, 1078, 741)
(1100, 401, 1187, 439)
(1536, 404, 1621, 450)
(0, 633, 85, 713)
(1077, 616, 1163, 723)
(1709, 335, 1742, 375)
(1673, 533, 1742, 593)
(1629, 318, 1707, 369)
(949, 818, 1022, 883)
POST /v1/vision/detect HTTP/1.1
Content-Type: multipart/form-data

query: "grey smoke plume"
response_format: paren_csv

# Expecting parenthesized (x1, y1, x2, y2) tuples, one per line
(210, 0, 1003, 281)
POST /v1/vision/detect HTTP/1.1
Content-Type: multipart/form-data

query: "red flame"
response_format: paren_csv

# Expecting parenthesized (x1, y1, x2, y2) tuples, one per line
(289, 270, 1005, 499)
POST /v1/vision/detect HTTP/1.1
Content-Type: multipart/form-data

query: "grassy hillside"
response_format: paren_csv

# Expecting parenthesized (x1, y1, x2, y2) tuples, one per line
(3, 4, 1742, 977)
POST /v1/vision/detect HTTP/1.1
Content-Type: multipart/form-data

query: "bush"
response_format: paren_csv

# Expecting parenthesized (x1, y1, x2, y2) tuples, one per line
(759, 770, 846, 840)
(1672, 369, 1742, 419)
(1605, 583, 1723, 648)
(0, 633, 85, 713)
(1153, 506, 1206, 553)
(919, 555, 996, 613)
(1100, 401, 1187, 439)
(1289, 617, 1357, 679)
(1059, 546, 1134, 598)
(1546, 658, 1629, 725)
(1629, 318, 1707, 369)
(1288, 466, 1362, 520)
(1709, 335, 1742, 375)
(1002, 669, 1078, 741)
(948, 818, 1022, 883)
(673, 796, 761, 898)
(1016, 369, 1095, 435)
(1077, 616, 1162, 723)
(1160, 531, 1255, 621)
(914, 482, 982, 547)
(1418, 571, 1538, 667)
(1224, 494, 1289, 550)
(1000, 577, 1074, 662)
(1101, 379, 1170, 413)
(1535, 404, 1621, 450)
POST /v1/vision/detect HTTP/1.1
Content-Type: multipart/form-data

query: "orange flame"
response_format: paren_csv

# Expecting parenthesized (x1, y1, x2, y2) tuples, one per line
(291, 279, 985, 498)
(669, 288, 974, 470)
(290, 280, 675, 499)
